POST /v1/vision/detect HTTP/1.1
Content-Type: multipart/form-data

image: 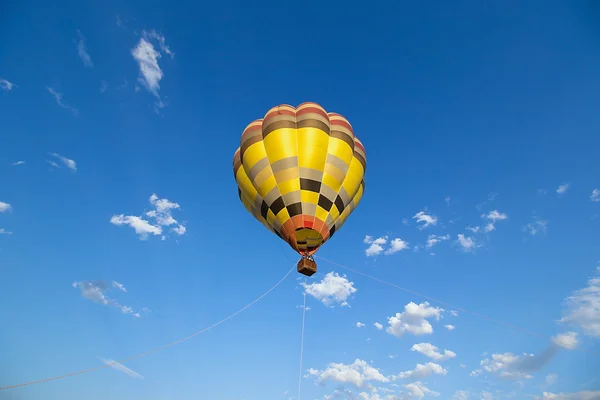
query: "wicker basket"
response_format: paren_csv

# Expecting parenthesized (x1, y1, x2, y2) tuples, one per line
(297, 258, 317, 276)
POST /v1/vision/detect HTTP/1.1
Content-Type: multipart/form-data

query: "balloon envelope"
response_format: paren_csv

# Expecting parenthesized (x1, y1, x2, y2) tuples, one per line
(233, 102, 366, 256)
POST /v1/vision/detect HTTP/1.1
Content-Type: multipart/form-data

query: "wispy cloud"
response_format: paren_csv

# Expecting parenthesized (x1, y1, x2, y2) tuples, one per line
(47, 152, 77, 172)
(456, 234, 478, 252)
(559, 265, 600, 338)
(413, 210, 438, 229)
(100, 80, 108, 93)
(556, 183, 570, 195)
(131, 30, 173, 113)
(72, 280, 142, 317)
(99, 357, 144, 379)
(0, 78, 16, 91)
(110, 193, 186, 240)
(75, 30, 93, 67)
(0, 229, 12, 235)
(46, 87, 79, 116)
(11, 160, 25, 166)
(591, 189, 600, 202)
(0, 202, 12, 213)
(364, 235, 409, 256)
(523, 217, 548, 236)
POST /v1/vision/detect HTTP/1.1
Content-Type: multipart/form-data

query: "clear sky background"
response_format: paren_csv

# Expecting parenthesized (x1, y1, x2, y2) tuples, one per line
(1, 1, 600, 399)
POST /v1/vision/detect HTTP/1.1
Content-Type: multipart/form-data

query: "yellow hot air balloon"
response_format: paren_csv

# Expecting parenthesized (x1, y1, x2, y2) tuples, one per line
(232, 102, 366, 276)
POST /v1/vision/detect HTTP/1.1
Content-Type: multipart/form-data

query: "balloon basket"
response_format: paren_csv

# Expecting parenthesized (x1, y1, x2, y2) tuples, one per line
(297, 257, 317, 277)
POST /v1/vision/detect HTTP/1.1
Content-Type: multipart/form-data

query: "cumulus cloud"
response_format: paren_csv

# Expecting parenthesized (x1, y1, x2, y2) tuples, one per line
(46, 87, 79, 116)
(110, 193, 186, 240)
(551, 332, 579, 349)
(473, 347, 564, 382)
(364, 235, 408, 256)
(99, 357, 143, 379)
(308, 358, 389, 389)
(444, 324, 455, 331)
(402, 381, 440, 399)
(481, 210, 508, 232)
(536, 391, 600, 399)
(556, 184, 569, 195)
(374, 322, 383, 330)
(72, 280, 141, 317)
(413, 211, 437, 229)
(75, 29, 93, 67)
(385, 302, 444, 338)
(456, 234, 478, 252)
(48, 152, 77, 171)
(356, 322, 366, 328)
(559, 266, 600, 338)
(396, 362, 447, 380)
(410, 343, 456, 361)
(591, 189, 600, 202)
(302, 272, 357, 307)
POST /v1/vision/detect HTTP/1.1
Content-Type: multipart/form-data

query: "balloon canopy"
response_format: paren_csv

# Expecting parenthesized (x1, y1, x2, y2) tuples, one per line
(233, 102, 366, 260)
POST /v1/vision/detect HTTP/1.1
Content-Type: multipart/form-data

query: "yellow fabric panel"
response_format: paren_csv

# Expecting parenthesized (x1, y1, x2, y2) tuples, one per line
(297, 127, 328, 170)
(321, 171, 342, 194)
(277, 178, 301, 196)
(263, 128, 297, 162)
(329, 204, 340, 220)
(315, 205, 329, 223)
(341, 157, 364, 201)
(266, 208, 277, 225)
(328, 137, 354, 165)
(236, 169, 259, 203)
(301, 190, 319, 204)
(276, 208, 292, 225)
(241, 142, 266, 173)
(255, 170, 277, 197)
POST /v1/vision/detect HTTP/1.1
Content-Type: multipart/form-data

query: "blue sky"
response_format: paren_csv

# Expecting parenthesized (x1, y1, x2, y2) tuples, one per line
(1, 0, 600, 399)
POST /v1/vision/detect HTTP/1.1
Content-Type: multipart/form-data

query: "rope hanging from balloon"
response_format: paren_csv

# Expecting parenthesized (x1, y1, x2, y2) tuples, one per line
(0, 265, 296, 391)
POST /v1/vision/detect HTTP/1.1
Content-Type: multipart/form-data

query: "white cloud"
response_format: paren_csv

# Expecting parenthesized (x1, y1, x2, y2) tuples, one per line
(11, 160, 25, 166)
(450, 310, 459, 316)
(99, 358, 143, 379)
(356, 322, 366, 328)
(100, 80, 108, 93)
(46, 87, 79, 116)
(559, 266, 600, 338)
(536, 391, 600, 399)
(481, 210, 508, 232)
(0, 78, 15, 91)
(385, 238, 409, 255)
(0, 202, 12, 212)
(551, 332, 579, 349)
(524, 217, 548, 236)
(385, 302, 444, 338)
(72, 280, 141, 317)
(426, 234, 449, 249)
(364, 236, 408, 256)
(413, 211, 438, 229)
(48, 152, 77, 171)
(452, 390, 469, 400)
(476, 352, 535, 380)
(466, 226, 480, 233)
(111, 193, 186, 240)
(456, 234, 478, 252)
(556, 184, 569, 195)
(132, 38, 163, 97)
(302, 272, 356, 307)
(410, 343, 456, 361)
(402, 381, 440, 399)
(132, 30, 173, 112)
(444, 324, 455, 331)
(308, 358, 389, 388)
(590, 189, 600, 202)
(396, 362, 447, 380)
(445, 197, 451, 206)
(0, 228, 12, 235)
(365, 235, 387, 256)
(75, 30, 93, 67)
(374, 322, 383, 330)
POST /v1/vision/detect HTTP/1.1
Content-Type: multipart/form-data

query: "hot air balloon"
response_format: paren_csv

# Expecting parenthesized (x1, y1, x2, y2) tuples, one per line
(232, 102, 366, 276)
